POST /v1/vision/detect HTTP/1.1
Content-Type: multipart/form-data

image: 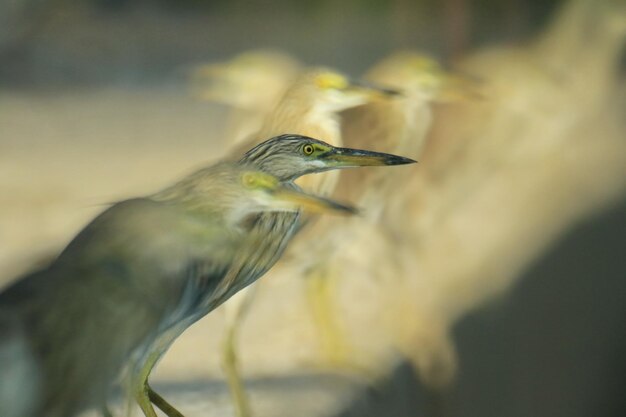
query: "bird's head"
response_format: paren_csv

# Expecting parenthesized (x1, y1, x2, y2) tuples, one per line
(366, 51, 483, 101)
(289, 68, 399, 113)
(190, 49, 301, 109)
(239, 134, 416, 181)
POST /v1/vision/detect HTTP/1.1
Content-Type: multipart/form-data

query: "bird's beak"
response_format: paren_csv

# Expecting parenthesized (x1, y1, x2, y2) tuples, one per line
(322, 147, 416, 168)
(348, 79, 402, 98)
(272, 188, 358, 216)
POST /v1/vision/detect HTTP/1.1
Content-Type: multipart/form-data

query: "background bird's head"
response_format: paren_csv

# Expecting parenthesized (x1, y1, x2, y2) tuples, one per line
(287, 68, 398, 114)
(190, 49, 301, 110)
(366, 51, 483, 102)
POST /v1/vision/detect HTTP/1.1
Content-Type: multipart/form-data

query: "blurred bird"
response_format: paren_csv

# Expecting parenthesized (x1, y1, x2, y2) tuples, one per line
(302, 52, 482, 374)
(190, 50, 301, 147)
(0, 134, 414, 417)
(0, 164, 347, 417)
(217, 68, 401, 417)
(133, 133, 415, 417)
(375, 0, 626, 390)
(340, 51, 481, 218)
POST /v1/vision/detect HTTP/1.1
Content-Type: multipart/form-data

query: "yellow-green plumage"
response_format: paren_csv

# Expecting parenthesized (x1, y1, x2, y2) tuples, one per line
(0, 134, 413, 417)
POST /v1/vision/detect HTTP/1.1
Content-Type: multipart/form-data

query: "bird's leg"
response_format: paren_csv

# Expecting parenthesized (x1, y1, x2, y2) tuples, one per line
(148, 388, 185, 417)
(221, 289, 256, 417)
(130, 348, 186, 417)
(130, 352, 159, 417)
(305, 266, 352, 367)
(222, 324, 252, 417)
(306, 266, 382, 383)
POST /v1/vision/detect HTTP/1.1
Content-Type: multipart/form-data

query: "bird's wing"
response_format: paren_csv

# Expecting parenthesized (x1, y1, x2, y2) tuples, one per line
(48, 198, 240, 317)
(0, 198, 242, 416)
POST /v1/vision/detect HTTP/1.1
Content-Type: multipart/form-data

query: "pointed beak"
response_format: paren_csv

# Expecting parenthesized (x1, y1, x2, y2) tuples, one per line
(322, 147, 416, 168)
(272, 188, 358, 216)
(348, 79, 403, 98)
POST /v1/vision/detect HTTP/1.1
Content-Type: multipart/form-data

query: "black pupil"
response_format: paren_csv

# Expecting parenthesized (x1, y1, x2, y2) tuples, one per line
(305, 146, 313, 154)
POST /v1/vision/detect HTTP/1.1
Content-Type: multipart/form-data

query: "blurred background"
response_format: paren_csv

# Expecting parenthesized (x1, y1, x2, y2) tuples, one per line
(0, 0, 625, 416)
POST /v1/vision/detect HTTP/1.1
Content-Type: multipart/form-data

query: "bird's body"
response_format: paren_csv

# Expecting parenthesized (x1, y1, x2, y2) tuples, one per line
(0, 134, 413, 417)
(299, 4, 625, 396)
(0, 195, 240, 417)
(364, 0, 626, 390)
(0, 159, 354, 417)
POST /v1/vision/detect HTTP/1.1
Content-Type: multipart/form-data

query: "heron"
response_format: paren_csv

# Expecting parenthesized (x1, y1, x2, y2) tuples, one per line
(299, 52, 482, 374)
(0, 134, 414, 417)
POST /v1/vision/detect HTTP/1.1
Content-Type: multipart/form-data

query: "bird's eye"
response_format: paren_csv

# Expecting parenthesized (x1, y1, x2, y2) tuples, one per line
(303, 144, 314, 155)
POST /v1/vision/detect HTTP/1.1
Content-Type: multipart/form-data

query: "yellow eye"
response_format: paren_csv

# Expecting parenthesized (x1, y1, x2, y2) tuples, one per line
(303, 144, 314, 155)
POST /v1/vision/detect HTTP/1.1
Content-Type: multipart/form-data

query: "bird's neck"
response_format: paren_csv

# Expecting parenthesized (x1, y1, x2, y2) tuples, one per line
(300, 107, 342, 145)
(258, 99, 342, 147)
(215, 209, 301, 303)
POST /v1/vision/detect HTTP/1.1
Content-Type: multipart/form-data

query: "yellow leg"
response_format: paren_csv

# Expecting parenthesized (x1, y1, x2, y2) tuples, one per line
(149, 387, 185, 417)
(132, 382, 157, 417)
(222, 324, 252, 417)
(129, 347, 186, 417)
(305, 268, 382, 383)
(221, 288, 255, 417)
(305, 267, 352, 367)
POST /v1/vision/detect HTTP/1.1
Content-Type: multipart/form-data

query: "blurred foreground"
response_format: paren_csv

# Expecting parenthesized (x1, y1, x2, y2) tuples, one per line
(1, 0, 625, 416)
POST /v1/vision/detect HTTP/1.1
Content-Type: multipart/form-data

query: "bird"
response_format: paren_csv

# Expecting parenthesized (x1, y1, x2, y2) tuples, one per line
(213, 68, 401, 417)
(0, 162, 350, 417)
(373, 0, 626, 390)
(189, 50, 301, 147)
(0, 134, 415, 417)
(298, 51, 481, 373)
(130, 134, 414, 417)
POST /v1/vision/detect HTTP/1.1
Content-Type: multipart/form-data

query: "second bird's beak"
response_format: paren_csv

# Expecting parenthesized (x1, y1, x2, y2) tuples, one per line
(322, 147, 416, 168)
(272, 188, 358, 216)
(348, 79, 402, 98)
